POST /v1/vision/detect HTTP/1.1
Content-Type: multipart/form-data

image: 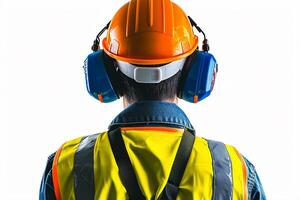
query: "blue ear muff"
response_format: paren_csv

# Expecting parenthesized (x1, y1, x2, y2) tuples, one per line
(83, 50, 119, 103)
(180, 50, 218, 103)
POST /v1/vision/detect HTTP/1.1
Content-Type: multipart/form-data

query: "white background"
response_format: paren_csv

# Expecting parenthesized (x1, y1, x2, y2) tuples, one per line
(0, 0, 299, 199)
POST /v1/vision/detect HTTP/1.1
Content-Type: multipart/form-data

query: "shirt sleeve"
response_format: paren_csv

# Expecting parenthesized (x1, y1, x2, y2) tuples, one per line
(39, 152, 56, 200)
(243, 156, 267, 200)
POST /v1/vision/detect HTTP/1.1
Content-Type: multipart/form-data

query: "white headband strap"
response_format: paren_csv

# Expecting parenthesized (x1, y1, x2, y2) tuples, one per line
(117, 58, 186, 83)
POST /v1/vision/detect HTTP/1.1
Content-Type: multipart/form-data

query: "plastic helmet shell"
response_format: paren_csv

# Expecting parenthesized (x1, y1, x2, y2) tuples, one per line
(102, 0, 198, 65)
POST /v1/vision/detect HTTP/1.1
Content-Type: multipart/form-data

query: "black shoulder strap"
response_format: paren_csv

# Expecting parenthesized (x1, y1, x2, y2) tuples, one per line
(158, 128, 195, 200)
(108, 128, 146, 200)
(108, 127, 195, 200)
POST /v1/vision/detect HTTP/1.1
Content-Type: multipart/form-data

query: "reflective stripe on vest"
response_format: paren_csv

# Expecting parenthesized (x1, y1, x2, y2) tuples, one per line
(207, 140, 233, 200)
(52, 127, 248, 199)
(74, 134, 98, 200)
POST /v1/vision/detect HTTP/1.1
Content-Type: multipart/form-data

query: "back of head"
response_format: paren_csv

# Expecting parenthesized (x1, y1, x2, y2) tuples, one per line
(102, 0, 197, 103)
(84, 0, 218, 104)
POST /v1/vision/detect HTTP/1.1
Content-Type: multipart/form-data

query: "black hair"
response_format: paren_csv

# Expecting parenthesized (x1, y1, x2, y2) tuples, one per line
(103, 51, 183, 103)
(119, 69, 182, 103)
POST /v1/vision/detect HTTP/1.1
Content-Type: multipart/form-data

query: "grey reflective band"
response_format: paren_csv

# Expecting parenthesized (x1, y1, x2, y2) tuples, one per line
(207, 140, 233, 200)
(74, 134, 98, 200)
(117, 58, 186, 83)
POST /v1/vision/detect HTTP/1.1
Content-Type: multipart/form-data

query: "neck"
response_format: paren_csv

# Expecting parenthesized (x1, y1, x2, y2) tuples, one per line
(123, 97, 178, 109)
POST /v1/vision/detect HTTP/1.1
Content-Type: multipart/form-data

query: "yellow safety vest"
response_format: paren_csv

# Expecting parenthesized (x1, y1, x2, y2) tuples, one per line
(52, 127, 248, 200)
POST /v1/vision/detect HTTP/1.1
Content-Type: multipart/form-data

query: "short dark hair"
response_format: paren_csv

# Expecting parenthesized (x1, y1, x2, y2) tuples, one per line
(103, 52, 182, 103)
(119, 69, 181, 103)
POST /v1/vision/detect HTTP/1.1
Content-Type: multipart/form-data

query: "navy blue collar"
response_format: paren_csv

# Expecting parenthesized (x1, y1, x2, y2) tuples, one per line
(108, 100, 195, 133)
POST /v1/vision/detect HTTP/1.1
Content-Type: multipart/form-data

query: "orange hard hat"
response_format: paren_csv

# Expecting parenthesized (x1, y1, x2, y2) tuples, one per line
(102, 0, 198, 65)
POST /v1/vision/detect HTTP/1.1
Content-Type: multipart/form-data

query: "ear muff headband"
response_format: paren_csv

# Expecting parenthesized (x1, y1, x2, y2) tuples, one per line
(188, 16, 210, 52)
(91, 21, 110, 52)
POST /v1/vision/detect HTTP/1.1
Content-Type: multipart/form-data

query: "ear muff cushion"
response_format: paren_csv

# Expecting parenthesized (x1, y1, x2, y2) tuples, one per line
(179, 50, 217, 103)
(84, 50, 119, 102)
(102, 52, 123, 97)
(177, 51, 196, 98)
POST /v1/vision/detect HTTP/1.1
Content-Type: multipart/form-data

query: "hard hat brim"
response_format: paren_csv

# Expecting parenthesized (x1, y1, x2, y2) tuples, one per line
(102, 37, 199, 65)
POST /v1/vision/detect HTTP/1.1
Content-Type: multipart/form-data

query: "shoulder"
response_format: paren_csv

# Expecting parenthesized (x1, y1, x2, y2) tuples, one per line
(194, 137, 250, 183)
(53, 131, 107, 160)
(196, 137, 266, 199)
(193, 136, 245, 161)
(48, 132, 107, 199)
(194, 136, 248, 161)
(195, 137, 254, 197)
(50, 131, 109, 176)
(192, 137, 248, 175)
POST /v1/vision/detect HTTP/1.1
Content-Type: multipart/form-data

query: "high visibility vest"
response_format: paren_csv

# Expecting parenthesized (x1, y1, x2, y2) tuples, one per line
(52, 127, 248, 200)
